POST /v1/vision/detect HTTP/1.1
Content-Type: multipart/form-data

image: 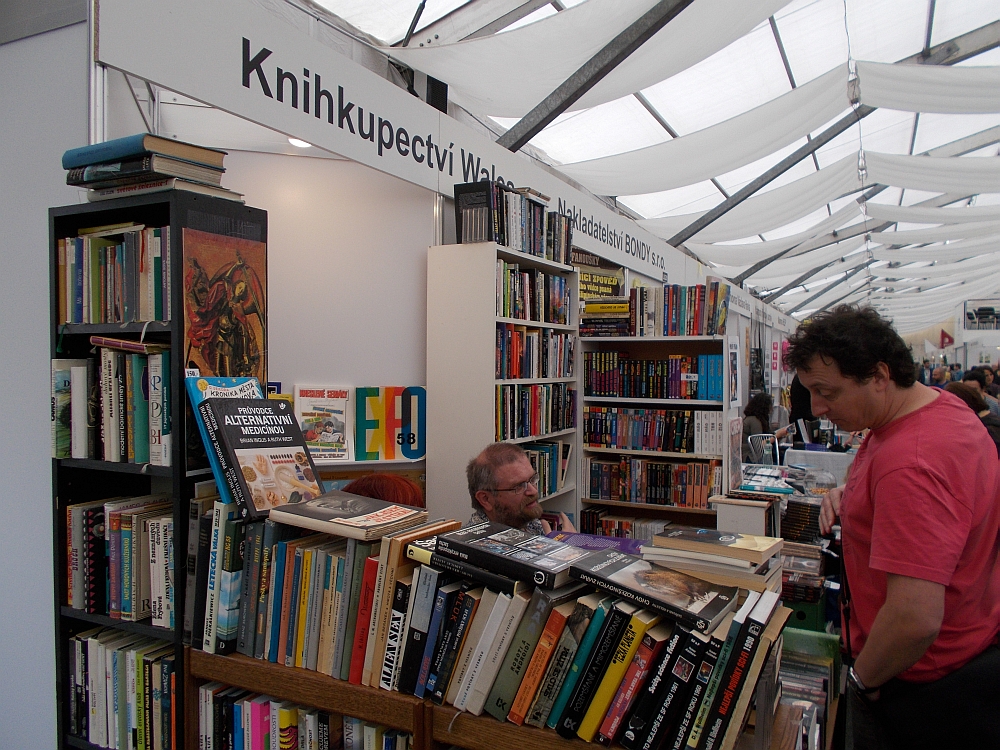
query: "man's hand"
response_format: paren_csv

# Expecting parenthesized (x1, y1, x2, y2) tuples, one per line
(819, 485, 844, 535)
(558, 512, 577, 533)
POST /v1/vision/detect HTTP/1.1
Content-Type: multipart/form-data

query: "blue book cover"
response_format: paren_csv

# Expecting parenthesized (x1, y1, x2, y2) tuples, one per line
(414, 582, 460, 698)
(267, 538, 291, 663)
(61, 133, 226, 169)
(184, 376, 262, 504)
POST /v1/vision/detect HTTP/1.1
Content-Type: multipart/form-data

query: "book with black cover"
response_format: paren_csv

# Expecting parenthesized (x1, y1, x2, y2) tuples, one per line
(434, 521, 594, 589)
(570, 549, 737, 633)
(405, 537, 528, 597)
(198, 397, 321, 521)
(554, 600, 636, 739)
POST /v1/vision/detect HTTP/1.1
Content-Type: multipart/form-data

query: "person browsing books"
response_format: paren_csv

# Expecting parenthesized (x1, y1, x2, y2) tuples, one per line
(741, 393, 791, 462)
(465, 443, 575, 534)
(784, 305, 1000, 749)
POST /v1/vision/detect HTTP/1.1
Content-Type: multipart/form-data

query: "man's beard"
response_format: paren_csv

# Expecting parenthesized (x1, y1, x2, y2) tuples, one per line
(491, 496, 543, 529)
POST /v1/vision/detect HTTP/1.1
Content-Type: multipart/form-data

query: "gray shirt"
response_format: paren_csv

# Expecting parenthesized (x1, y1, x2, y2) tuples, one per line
(467, 508, 546, 536)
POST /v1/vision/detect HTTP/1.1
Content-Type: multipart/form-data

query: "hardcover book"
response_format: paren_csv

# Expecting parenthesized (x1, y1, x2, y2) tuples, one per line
(569, 549, 737, 633)
(198, 396, 322, 520)
(268, 490, 428, 541)
(651, 526, 782, 564)
(434, 522, 594, 589)
(184, 375, 263, 488)
(405, 536, 528, 597)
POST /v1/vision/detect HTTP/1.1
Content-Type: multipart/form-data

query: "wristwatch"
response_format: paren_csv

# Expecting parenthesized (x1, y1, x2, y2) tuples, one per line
(847, 665, 880, 695)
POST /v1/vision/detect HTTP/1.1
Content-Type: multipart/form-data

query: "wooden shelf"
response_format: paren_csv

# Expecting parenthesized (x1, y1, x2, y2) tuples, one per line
(57, 321, 173, 335)
(584, 447, 722, 460)
(430, 705, 585, 750)
(187, 651, 425, 738)
(496, 316, 575, 332)
(57, 458, 173, 476)
(580, 498, 716, 515)
(497, 377, 576, 385)
(539, 484, 576, 503)
(583, 396, 723, 407)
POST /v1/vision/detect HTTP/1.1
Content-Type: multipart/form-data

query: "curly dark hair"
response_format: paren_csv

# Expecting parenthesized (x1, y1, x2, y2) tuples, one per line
(743, 393, 774, 428)
(945, 382, 988, 413)
(962, 368, 988, 390)
(783, 305, 916, 387)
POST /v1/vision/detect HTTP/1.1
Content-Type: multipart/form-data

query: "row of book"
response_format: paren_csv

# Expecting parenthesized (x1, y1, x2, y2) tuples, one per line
(522, 440, 574, 498)
(57, 224, 171, 325)
(582, 406, 726, 456)
(578, 510, 671, 540)
(495, 324, 575, 380)
(51, 340, 172, 465)
(585, 456, 723, 508)
(454, 182, 573, 264)
(639, 528, 784, 595)
(62, 133, 243, 203)
(199, 685, 398, 750)
(66, 494, 175, 627)
(579, 280, 731, 339)
(494, 382, 576, 442)
(584, 352, 726, 401)
(496, 260, 572, 325)
(66, 630, 175, 750)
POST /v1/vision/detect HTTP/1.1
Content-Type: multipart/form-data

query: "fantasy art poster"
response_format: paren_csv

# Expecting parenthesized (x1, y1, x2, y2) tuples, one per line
(183, 228, 267, 385)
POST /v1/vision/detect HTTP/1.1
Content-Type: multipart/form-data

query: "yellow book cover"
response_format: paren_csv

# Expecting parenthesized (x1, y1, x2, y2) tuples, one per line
(507, 601, 576, 725)
(294, 547, 314, 668)
(577, 608, 661, 742)
(278, 704, 299, 750)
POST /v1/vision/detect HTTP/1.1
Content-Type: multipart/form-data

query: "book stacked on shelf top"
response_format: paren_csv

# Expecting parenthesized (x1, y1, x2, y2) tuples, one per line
(640, 526, 784, 594)
(61, 133, 243, 202)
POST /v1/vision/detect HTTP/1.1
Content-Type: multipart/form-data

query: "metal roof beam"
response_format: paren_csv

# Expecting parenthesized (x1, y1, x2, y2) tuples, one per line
(401, 0, 552, 46)
(788, 261, 875, 314)
(666, 20, 1000, 250)
(497, 0, 696, 153)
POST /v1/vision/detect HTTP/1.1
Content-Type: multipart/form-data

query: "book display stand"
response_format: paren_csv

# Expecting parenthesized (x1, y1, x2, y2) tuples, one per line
(50, 191, 267, 750)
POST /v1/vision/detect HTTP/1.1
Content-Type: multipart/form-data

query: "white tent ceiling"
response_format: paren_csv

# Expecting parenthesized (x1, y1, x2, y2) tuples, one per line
(316, 0, 1000, 327)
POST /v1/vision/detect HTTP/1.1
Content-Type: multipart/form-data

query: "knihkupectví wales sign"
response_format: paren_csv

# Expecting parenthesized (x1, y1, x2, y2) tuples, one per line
(95, 0, 692, 281)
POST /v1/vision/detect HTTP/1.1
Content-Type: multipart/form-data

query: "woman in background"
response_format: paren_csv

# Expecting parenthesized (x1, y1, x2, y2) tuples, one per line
(944, 382, 1000, 457)
(742, 393, 791, 462)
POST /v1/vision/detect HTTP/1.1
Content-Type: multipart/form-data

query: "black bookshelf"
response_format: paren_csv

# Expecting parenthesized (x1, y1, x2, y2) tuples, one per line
(49, 190, 267, 750)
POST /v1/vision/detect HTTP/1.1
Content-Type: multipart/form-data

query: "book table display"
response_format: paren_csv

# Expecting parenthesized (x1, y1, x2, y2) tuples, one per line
(50, 191, 267, 750)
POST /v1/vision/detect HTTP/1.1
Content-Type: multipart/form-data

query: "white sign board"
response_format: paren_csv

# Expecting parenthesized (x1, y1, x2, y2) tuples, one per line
(95, 0, 682, 279)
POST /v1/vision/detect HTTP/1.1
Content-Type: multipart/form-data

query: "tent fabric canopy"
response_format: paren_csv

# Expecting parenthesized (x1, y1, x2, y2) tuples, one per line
(863, 202, 1000, 224)
(857, 62, 1000, 115)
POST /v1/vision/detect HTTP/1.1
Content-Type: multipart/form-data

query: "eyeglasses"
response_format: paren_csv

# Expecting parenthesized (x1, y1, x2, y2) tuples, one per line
(490, 473, 539, 495)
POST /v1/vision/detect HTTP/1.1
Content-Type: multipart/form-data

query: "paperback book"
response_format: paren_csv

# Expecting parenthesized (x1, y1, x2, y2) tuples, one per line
(569, 549, 737, 633)
(198, 396, 321, 520)
(294, 385, 353, 461)
(651, 526, 782, 564)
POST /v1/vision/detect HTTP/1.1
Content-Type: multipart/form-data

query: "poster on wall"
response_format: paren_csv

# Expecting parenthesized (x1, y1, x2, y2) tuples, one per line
(355, 386, 427, 461)
(728, 337, 742, 410)
(183, 228, 267, 385)
(295, 385, 353, 462)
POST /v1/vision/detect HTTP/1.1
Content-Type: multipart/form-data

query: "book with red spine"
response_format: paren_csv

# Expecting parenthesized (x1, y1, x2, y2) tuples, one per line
(349, 555, 381, 684)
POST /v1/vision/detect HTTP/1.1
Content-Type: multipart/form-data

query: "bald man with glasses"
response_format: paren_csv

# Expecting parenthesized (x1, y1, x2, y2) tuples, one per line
(466, 443, 575, 533)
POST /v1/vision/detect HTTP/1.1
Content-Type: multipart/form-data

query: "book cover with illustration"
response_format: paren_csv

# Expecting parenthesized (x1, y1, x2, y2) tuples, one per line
(182, 228, 266, 385)
(652, 526, 782, 564)
(355, 386, 426, 461)
(185, 375, 263, 478)
(294, 385, 352, 462)
(198, 396, 321, 520)
(569, 549, 737, 633)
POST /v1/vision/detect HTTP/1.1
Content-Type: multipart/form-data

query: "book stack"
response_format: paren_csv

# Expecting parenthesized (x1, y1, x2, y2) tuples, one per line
(494, 382, 576, 441)
(664, 279, 731, 337)
(199, 686, 402, 750)
(496, 324, 575, 380)
(584, 455, 724, 508)
(65, 494, 176, 624)
(454, 182, 573, 264)
(61, 133, 243, 203)
(782, 494, 825, 543)
(584, 351, 725, 400)
(66, 630, 176, 750)
(54, 339, 173, 465)
(580, 296, 632, 338)
(781, 542, 826, 604)
(57, 222, 172, 325)
(641, 526, 784, 594)
(578, 509, 672, 540)
(495, 260, 571, 324)
(583, 405, 725, 455)
(521, 440, 573, 499)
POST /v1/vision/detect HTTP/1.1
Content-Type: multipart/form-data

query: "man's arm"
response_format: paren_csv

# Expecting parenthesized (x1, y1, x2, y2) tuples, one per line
(852, 573, 945, 689)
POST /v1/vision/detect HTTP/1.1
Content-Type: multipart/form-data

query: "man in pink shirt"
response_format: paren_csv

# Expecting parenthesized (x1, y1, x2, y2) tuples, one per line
(784, 305, 1000, 749)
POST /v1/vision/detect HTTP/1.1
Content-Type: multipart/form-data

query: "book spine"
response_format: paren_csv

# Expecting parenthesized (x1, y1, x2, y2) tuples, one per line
(435, 536, 555, 589)
(597, 632, 664, 745)
(396, 567, 440, 696)
(414, 583, 453, 699)
(190, 511, 214, 650)
(202, 502, 235, 653)
(283, 547, 305, 667)
(546, 601, 610, 729)
(252, 521, 278, 660)
(555, 604, 631, 739)
(507, 608, 566, 725)
(700, 624, 763, 750)
(198, 400, 251, 519)
(483, 589, 550, 721)
(525, 625, 579, 728)
(380, 578, 412, 690)
(349, 555, 380, 684)
(236, 521, 264, 656)
(215, 517, 245, 655)
(665, 631, 723, 750)
(430, 591, 477, 705)
(428, 552, 520, 597)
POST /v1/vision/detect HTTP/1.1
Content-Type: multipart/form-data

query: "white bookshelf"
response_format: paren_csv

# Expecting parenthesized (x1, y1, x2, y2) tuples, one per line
(426, 242, 580, 526)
